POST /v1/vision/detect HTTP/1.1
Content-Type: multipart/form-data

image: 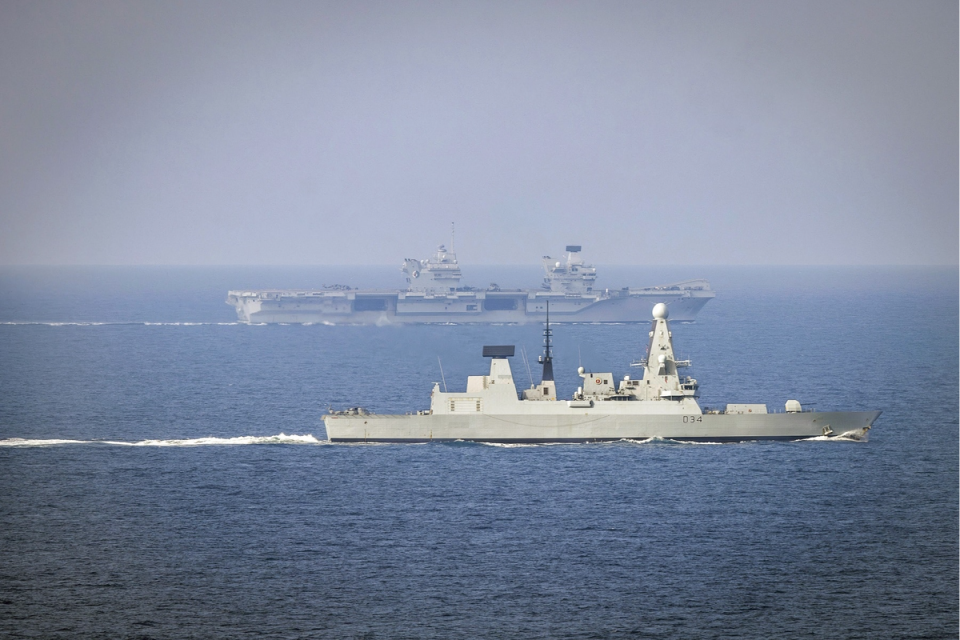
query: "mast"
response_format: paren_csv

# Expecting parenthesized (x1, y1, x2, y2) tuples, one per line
(538, 300, 554, 382)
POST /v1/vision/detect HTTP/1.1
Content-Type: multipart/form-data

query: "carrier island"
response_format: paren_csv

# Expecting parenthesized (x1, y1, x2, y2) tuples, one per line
(227, 245, 714, 324)
(323, 303, 881, 443)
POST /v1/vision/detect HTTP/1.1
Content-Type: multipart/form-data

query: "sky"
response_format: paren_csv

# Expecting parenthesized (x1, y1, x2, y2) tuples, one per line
(0, 0, 956, 266)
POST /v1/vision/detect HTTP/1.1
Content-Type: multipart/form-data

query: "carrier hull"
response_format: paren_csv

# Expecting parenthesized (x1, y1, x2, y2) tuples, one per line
(227, 286, 714, 324)
(323, 410, 880, 443)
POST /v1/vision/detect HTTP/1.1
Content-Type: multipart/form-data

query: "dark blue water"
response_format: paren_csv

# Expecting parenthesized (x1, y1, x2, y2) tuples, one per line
(1, 266, 956, 638)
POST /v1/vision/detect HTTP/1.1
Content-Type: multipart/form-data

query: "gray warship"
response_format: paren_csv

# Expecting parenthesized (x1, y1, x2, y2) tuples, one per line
(324, 303, 881, 442)
(227, 245, 714, 324)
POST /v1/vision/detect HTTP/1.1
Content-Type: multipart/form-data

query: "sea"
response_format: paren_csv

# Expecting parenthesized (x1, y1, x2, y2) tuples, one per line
(0, 265, 956, 639)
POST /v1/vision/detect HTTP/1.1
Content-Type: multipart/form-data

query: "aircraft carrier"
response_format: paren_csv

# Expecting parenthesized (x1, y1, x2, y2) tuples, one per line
(226, 245, 715, 325)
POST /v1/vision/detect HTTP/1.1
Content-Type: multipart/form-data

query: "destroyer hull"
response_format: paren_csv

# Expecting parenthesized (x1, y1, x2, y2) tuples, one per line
(323, 410, 881, 443)
(228, 288, 714, 324)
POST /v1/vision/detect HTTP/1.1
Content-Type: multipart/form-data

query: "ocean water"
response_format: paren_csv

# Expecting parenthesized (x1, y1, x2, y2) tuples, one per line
(0, 265, 956, 639)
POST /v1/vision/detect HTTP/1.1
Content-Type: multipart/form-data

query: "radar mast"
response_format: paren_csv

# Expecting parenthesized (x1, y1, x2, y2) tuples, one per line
(538, 300, 554, 382)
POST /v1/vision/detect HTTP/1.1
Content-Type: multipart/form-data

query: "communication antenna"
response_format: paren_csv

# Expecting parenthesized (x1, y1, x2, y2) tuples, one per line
(451, 222, 455, 253)
(437, 356, 448, 392)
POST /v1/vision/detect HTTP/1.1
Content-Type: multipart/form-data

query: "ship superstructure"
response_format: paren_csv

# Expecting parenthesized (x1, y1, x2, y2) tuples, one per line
(227, 245, 715, 324)
(324, 304, 881, 443)
(541, 245, 597, 294)
(401, 244, 462, 292)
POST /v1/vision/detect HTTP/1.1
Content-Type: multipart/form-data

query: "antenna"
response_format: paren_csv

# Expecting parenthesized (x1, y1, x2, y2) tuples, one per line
(451, 222, 455, 253)
(537, 299, 554, 382)
(545, 301, 551, 360)
(437, 356, 447, 392)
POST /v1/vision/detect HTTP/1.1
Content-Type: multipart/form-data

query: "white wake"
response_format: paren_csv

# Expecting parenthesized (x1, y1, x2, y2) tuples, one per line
(1, 321, 240, 326)
(0, 433, 323, 447)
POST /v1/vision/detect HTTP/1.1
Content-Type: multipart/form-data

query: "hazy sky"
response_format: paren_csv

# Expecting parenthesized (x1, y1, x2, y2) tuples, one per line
(1, 1, 956, 265)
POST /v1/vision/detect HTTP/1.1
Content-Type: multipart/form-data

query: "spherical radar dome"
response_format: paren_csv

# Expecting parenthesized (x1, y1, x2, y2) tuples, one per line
(652, 303, 669, 319)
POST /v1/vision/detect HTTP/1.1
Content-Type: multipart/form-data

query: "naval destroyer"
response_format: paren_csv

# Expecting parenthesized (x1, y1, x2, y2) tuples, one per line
(324, 303, 881, 442)
(227, 245, 714, 324)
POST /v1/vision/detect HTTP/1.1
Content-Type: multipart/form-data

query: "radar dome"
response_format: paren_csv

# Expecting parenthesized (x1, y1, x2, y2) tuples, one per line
(652, 303, 669, 319)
